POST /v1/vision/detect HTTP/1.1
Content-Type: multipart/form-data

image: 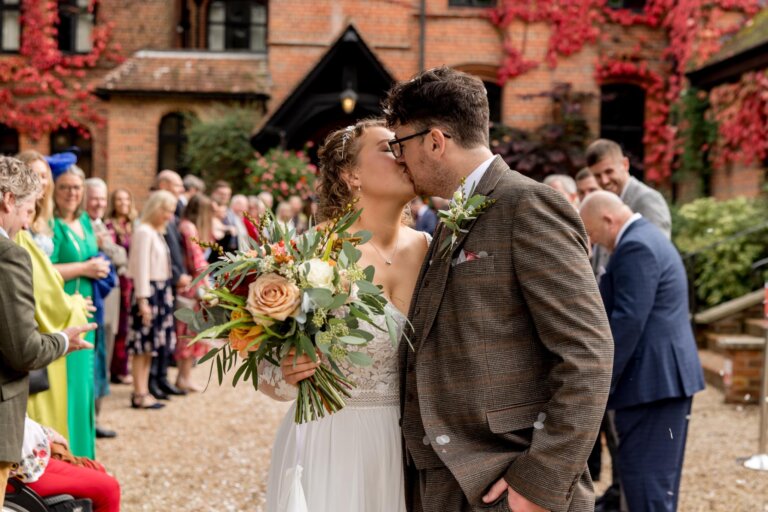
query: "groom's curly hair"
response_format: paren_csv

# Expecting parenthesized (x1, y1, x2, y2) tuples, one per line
(316, 118, 386, 222)
(383, 66, 489, 148)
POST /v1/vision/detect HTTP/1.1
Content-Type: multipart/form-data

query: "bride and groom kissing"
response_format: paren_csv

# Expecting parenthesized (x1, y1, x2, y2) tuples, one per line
(262, 67, 614, 512)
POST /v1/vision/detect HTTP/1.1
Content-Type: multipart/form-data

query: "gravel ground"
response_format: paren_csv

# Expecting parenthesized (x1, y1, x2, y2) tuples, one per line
(97, 365, 767, 511)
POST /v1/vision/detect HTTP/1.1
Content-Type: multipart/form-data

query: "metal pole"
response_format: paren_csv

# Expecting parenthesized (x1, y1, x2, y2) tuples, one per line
(743, 280, 768, 471)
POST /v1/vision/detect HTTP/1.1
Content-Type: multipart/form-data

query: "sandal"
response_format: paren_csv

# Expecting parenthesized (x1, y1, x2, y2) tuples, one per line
(130, 393, 165, 410)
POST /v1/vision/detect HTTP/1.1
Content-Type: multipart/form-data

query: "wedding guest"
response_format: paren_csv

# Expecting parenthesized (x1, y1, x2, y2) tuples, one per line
(84, 178, 122, 440)
(151, 170, 189, 399)
(575, 167, 600, 203)
(210, 181, 239, 254)
(257, 191, 274, 212)
(16, 151, 56, 256)
(586, 139, 671, 238)
(181, 174, 205, 206)
(10, 416, 121, 511)
(51, 164, 110, 459)
(288, 194, 308, 233)
(0, 155, 94, 507)
(275, 201, 295, 232)
(544, 174, 580, 209)
(126, 190, 179, 410)
(580, 192, 705, 512)
(175, 194, 213, 392)
(230, 194, 250, 250)
(209, 198, 238, 264)
(247, 195, 266, 218)
(105, 188, 137, 386)
(410, 196, 438, 234)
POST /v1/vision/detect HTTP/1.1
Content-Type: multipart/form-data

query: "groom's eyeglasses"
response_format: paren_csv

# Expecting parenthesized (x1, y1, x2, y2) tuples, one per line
(388, 129, 452, 159)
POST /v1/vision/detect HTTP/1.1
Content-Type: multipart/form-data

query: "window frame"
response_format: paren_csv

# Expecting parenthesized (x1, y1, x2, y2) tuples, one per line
(157, 113, 190, 175)
(0, 0, 21, 54)
(447, 0, 497, 7)
(57, 0, 95, 55)
(0, 123, 19, 155)
(605, 0, 647, 12)
(206, 0, 268, 53)
(50, 126, 93, 177)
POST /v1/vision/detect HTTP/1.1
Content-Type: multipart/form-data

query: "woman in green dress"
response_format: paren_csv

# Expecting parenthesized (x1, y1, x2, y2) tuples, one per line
(51, 165, 111, 458)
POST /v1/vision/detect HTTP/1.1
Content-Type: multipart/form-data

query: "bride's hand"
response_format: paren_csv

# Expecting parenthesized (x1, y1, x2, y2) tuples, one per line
(280, 348, 321, 386)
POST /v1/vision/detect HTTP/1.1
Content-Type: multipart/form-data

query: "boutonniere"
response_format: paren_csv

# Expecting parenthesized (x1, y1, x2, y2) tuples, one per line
(437, 178, 495, 258)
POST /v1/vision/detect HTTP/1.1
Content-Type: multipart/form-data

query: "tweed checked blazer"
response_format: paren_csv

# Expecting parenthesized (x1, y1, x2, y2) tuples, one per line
(0, 236, 67, 462)
(400, 156, 614, 512)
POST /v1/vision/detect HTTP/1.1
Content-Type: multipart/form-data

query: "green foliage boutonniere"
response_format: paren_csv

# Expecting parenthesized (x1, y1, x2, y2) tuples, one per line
(437, 179, 495, 257)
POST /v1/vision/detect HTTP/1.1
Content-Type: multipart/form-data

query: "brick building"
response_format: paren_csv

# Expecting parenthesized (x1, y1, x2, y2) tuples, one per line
(0, 0, 687, 204)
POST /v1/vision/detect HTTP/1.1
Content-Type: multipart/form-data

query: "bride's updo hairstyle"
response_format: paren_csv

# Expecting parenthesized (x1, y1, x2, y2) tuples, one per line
(317, 118, 386, 222)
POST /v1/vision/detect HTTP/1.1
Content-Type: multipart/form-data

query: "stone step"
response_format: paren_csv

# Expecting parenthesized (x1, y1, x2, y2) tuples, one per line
(704, 332, 765, 353)
(698, 349, 726, 392)
(744, 318, 768, 338)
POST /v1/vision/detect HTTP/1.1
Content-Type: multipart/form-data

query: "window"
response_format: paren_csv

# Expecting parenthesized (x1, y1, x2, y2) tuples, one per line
(50, 126, 93, 176)
(484, 81, 502, 126)
(57, 0, 94, 54)
(0, 124, 19, 155)
(448, 0, 496, 6)
(0, 0, 20, 52)
(207, 0, 267, 52)
(600, 83, 645, 179)
(605, 0, 646, 12)
(158, 113, 189, 175)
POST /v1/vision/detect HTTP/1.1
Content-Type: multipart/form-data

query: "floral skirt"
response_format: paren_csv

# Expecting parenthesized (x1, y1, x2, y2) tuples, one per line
(127, 280, 176, 356)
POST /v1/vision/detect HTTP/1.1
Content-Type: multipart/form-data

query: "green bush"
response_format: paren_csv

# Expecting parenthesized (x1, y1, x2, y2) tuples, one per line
(244, 148, 317, 202)
(674, 196, 768, 308)
(183, 105, 260, 189)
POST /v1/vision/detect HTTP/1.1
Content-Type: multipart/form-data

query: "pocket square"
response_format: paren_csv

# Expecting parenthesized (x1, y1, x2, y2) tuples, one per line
(451, 249, 489, 267)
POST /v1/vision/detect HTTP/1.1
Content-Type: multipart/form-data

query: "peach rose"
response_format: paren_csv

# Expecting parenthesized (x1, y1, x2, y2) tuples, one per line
(246, 273, 301, 323)
(228, 309, 264, 356)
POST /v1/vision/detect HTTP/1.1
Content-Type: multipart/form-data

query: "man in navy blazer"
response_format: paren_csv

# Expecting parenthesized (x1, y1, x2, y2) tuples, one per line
(580, 191, 705, 512)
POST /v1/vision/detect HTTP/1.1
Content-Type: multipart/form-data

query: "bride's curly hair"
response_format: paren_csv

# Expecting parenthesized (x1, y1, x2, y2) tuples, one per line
(316, 118, 386, 221)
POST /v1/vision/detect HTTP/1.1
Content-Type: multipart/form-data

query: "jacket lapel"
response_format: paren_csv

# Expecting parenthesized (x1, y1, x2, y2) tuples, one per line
(414, 156, 506, 349)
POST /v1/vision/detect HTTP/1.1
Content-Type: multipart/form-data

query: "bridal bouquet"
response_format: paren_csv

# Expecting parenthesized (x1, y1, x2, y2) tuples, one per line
(175, 207, 401, 424)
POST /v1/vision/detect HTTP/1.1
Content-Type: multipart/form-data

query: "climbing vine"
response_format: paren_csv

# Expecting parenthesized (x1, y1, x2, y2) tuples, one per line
(488, 0, 760, 184)
(0, 0, 122, 138)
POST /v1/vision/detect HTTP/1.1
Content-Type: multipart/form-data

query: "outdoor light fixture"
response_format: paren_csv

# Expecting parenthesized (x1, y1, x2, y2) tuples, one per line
(340, 88, 358, 114)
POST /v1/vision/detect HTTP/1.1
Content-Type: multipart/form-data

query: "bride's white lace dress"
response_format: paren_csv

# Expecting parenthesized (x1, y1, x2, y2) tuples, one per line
(260, 302, 408, 512)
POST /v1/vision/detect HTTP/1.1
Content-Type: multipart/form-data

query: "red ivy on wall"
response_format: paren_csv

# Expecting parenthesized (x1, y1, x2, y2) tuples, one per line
(708, 70, 768, 169)
(0, 0, 122, 139)
(489, 0, 760, 184)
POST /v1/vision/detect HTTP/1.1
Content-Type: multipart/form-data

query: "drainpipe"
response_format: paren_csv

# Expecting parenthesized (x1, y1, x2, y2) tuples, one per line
(418, 0, 426, 72)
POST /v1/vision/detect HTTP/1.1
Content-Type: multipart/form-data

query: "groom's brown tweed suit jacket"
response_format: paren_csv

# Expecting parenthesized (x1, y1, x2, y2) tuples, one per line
(400, 156, 614, 512)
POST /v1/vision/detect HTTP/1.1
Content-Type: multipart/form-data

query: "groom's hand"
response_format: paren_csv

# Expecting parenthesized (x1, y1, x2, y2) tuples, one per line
(483, 477, 548, 512)
(280, 348, 320, 386)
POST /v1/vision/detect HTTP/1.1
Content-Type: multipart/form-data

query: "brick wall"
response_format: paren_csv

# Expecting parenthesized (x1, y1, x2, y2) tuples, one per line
(711, 162, 766, 200)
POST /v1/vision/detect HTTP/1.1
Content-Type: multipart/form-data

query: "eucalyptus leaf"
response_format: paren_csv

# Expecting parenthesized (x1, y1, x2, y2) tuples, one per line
(355, 280, 382, 296)
(338, 335, 367, 345)
(347, 351, 374, 367)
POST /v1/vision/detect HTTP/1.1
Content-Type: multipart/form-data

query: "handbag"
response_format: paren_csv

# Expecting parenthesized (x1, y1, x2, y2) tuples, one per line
(28, 368, 50, 394)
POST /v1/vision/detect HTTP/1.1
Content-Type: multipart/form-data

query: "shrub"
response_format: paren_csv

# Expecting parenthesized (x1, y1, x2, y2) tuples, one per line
(674, 196, 768, 308)
(244, 148, 317, 202)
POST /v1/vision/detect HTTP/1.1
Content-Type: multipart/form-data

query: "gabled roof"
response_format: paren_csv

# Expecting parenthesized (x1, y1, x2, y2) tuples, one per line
(251, 24, 394, 151)
(95, 50, 271, 100)
(687, 9, 768, 89)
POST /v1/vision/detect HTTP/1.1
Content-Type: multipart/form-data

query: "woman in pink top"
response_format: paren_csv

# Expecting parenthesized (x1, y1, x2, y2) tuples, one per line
(126, 191, 177, 410)
(175, 194, 213, 392)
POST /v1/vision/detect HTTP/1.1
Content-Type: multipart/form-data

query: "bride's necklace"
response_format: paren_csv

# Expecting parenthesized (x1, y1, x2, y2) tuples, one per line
(368, 230, 400, 265)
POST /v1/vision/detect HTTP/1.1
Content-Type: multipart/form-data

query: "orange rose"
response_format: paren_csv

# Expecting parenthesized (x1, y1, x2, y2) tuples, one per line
(246, 273, 301, 323)
(228, 309, 264, 356)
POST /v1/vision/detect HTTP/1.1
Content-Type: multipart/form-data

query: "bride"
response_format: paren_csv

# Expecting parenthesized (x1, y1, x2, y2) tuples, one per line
(259, 119, 431, 511)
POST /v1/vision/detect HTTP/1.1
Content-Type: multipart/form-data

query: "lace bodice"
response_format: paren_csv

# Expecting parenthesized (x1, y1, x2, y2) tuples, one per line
(259, 303, 407, 408)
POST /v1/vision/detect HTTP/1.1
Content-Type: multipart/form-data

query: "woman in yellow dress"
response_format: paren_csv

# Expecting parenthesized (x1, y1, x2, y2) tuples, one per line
(14, 151, 92, 439)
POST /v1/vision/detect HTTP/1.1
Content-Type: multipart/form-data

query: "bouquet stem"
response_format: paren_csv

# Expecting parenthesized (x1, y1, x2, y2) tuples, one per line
(295, 364, 354, 424)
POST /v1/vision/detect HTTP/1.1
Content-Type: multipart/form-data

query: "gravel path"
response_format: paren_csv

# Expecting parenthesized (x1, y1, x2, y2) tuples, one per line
(97, 365, 767, 511)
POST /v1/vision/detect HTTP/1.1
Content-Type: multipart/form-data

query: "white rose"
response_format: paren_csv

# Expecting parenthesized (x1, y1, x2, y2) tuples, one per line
(304, 258, 335, 290)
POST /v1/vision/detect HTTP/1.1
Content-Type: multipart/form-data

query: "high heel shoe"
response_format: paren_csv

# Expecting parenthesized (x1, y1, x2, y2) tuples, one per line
(130, 393, 165, 410)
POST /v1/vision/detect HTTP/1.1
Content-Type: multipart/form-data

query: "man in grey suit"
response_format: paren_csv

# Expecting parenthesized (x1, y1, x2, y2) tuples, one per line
(586, 139, 671, 238)
(0, 156, 94, 506)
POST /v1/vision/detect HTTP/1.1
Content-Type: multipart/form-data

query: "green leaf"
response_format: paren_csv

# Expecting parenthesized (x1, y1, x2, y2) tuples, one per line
(385, 313, 399, 346)
(299, 335, 317, 362)
(232, 361, 249, 386)
(304, 288, 334, 308)
(338, 335, 367, 345)
(352, 230, 372, 244)
(327, 293, 349, 310)
(342, 241, 362, 264)
(347, 351, 374, 367)
(355, 280, 382, 296)
(348, 328, 374, 342)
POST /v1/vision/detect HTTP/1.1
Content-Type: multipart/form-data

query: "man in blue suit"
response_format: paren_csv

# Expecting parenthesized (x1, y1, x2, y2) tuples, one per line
(580, 191, 705, 512)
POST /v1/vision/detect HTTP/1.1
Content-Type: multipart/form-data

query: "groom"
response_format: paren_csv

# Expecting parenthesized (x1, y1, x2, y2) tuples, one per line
(384, 68, 614, 512)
